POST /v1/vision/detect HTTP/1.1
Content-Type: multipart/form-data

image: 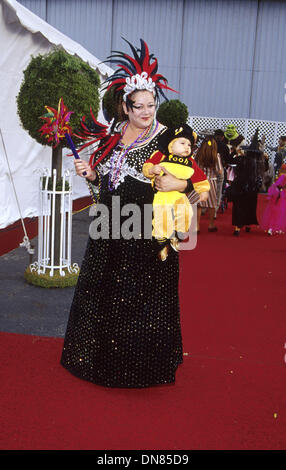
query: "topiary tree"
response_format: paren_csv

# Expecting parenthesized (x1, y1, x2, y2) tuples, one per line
(16, 47, 101, 280)
(17, 47, 101, 177)
(156, 99, 189, 128)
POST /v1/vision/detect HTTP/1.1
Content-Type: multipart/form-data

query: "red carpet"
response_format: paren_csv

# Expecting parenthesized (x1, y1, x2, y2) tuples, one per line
(1, 196, 286, 450)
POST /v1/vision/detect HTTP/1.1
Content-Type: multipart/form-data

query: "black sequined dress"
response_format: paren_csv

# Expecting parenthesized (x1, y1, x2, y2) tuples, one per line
(61, 129, 183, 388)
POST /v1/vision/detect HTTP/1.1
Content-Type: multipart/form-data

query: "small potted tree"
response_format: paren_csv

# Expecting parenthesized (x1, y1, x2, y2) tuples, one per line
(17, 47, 101, 287)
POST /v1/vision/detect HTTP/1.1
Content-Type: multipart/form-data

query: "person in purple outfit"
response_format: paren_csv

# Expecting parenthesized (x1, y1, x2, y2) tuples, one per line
(260, 174, 286, 236)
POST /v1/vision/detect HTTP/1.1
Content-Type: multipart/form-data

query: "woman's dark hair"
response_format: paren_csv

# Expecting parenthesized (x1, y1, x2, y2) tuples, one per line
(196, 137, 218, 169)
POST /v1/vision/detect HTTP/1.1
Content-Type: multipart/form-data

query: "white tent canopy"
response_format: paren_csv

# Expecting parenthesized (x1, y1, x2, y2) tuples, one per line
(0, 0, 113, 229)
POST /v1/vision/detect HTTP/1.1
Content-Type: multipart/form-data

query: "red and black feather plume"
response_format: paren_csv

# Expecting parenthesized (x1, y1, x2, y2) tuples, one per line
(75, 108, 121, 168)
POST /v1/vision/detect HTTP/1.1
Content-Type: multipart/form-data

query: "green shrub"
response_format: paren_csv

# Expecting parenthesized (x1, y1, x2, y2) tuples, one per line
(157, 99, 189, 128)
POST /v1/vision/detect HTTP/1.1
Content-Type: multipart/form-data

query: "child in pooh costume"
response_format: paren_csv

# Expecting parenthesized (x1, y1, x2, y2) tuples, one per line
(143, 124, 210, 260)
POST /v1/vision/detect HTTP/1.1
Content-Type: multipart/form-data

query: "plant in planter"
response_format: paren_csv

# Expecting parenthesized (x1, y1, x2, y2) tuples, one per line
(156, 99, 189, 128)
(16, 47, 101, 286)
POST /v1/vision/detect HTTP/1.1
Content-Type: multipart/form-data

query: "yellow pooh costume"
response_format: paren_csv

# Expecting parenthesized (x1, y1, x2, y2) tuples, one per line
(143, 125, 210, 242)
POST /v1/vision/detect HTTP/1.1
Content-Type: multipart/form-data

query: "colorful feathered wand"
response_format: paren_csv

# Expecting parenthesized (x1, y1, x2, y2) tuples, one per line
(39, 97, 87, 175)
(39, 97, 74, 147)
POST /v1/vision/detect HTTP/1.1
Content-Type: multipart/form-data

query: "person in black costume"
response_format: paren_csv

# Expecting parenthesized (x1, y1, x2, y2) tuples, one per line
(60, 39, 208, 388)
(266, 136, 286, 177)
(214, 129, 230, 166)
(213, 129, 231, 212)
(228, 129, 266, 236)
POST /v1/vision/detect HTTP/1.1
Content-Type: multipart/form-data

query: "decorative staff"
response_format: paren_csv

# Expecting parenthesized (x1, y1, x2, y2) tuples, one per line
(39, 97, 87, 175)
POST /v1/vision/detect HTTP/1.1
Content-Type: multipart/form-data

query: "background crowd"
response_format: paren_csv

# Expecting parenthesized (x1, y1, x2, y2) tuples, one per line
(191, 124, 286, 236)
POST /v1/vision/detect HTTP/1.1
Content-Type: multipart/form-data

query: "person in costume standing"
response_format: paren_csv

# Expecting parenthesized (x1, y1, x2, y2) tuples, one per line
(142, 124, 209, 260)
(223, 124, 245, 184)
(266, 136, 286, 177)
(260, 174, 286, 235)
(229, 129, 266, 236)
(223, 124, 245, 156)
(61, 39, 209, 388)
(213, 129, 230, 213)
(195, 137, 223, 232)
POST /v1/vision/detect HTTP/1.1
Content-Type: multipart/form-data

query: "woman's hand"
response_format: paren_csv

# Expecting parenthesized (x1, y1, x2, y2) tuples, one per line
(154, 167, 187, 192)
(74, 159, 97, 181)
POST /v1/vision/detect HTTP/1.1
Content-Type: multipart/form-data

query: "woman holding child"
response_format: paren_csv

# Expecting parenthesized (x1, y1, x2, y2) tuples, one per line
(61, 39, 209, 388)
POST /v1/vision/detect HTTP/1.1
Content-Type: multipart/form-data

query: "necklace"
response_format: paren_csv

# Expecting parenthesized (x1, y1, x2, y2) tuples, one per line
(108, 119, 159, 191)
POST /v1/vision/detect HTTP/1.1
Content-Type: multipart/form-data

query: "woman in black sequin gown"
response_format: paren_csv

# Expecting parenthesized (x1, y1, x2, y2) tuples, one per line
(61, 40, 209, 388)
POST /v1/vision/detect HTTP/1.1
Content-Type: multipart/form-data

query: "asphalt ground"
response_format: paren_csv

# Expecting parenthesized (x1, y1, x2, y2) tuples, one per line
(0, 208, 91, 337)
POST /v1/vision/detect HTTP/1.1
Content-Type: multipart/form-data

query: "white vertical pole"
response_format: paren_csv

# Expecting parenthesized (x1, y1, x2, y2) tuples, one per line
(43, 194, 47, 273)
(46, 192, 50, 273)
(38, 176, 43, 274)
(62, 185, 66, 267)
(50, 169, 57, 276)
(59, 172, 65, 276)
(67, 171, 72, 269)
(43, 174, 49, 274)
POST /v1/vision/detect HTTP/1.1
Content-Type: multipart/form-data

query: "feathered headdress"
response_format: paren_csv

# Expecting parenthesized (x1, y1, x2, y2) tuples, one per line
(102, 38, 177, 102)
